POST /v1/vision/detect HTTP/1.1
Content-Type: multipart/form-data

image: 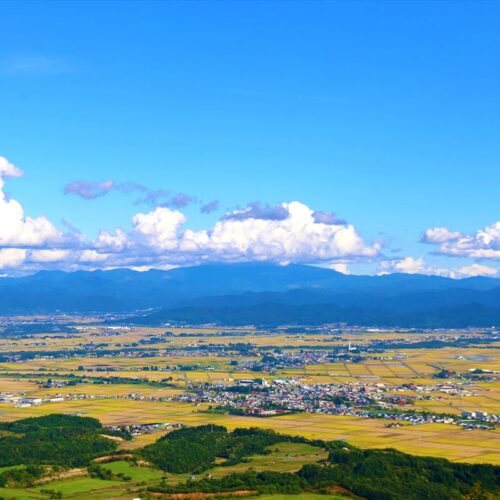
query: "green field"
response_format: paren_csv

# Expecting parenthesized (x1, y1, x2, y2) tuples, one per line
(0, 488, 42, 499)
(32, 477, 123, 496)
(101, 460, 164, 481)
(207, 442, 328, 476)
(0, 465, 24, 474)
(163, 441, 329, 486)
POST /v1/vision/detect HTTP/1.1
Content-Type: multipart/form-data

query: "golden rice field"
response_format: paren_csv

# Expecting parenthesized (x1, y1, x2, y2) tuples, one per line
(0, 394, 498, 465)
(0, 326, 499, 466)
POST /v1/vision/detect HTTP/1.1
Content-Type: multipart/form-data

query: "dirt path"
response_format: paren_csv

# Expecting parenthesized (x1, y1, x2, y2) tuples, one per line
(34, 467, 87, 485)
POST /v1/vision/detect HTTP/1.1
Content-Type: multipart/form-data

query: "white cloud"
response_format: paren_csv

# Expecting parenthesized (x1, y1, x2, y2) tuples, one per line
(453, 263, 498, 278)
(330, 262, 350, 274)
(198, 201, 379, 262)
(78, 250, 109, 263)
(106, 201, 381, 265)
(378, 256, 455, 276)
(95, 228, 128, 252)
(131, 207, 186, 250)
(423, 222, 500, 260)
(378, 257, 498, 278)
(378, 257, 433, 275)
(0, 156, 497, 279)
(29, 249, 71, 263)
(66, 202, 380, 272)
(0, 248, 27, 269)
(421, 227, 462, 244)
(0, 167, 382, 273)
(0, 156, 23, 179)
(0, 156, 64, 247)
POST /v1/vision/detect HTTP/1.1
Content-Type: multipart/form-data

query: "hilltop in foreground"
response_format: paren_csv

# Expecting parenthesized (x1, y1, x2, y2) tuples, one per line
(0, 414, 497, 499)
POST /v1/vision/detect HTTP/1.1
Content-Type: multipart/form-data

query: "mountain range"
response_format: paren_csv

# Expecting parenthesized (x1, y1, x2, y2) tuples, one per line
(0, 263, 499, 327)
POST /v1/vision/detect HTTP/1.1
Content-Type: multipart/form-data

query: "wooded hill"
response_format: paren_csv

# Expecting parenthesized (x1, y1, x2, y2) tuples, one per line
(0, 414, 498, 499)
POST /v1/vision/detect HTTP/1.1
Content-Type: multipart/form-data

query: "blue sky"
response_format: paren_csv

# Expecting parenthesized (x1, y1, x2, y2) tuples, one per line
(0, 1, 499, 276)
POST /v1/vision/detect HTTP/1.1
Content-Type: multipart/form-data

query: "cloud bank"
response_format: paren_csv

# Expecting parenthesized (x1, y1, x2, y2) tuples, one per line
(378, 257, 498, 278)
(92, 201, 380, 269)
(422, 223, 500, 260)
(1, 156, 498, 279)
(1, 156, 381, 273)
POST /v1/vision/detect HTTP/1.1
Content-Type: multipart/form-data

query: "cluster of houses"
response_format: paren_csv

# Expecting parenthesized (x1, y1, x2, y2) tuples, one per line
(0, 393, 64, 407)
(106, 422, 182, 437)
(172, 377, 497, 429)
(462, 410, 498, 426)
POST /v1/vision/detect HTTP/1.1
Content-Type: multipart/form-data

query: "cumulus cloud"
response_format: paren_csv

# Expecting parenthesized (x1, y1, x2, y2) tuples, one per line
(378, 256, 498, 278)
(423, 222, 500, 260)
(421, 227, 463, 244)
(0, 157, 64, 247)
(78, 250, 110, 263)
(2, 156, 497, 278)
(453, 263, 498, 278)
(0, 248, 27, 269)
(92, 201, 379, 266)
(11, 201, 373, 272)
(0, 157, 23, 179)
(95, 228, 128, 252)
(330, 262, 350, 274)
(378, 257, 433, 275)
(30, 249, 71, 263)
(131, 207, 187, 250)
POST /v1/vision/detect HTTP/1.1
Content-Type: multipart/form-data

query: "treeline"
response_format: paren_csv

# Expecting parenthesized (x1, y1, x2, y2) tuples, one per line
(0, 465, 44, 488)
(146, 428, 500, 500)
(0, 372, 175, 389)
(139, 425, 284, 473)
(300, 443, 500, 499)
(154, 470, 305, 495)
(0, 414, 117, 468)
(0, 415, 499, 499)
(0, 323, 78, 337)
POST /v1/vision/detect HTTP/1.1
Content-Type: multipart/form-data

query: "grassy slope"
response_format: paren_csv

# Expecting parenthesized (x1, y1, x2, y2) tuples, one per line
(164, 441, 328, 485)
(101, 460, 164, 481)
(0, 442, 327, 498)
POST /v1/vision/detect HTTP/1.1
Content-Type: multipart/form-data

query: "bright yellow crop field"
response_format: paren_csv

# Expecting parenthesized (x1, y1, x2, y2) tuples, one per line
(1, 326, 498, 466)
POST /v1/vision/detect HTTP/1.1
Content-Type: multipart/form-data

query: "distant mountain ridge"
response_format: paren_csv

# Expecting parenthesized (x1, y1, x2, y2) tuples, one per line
(139, 302, 500, 328)
(0, 263, 499, 327)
